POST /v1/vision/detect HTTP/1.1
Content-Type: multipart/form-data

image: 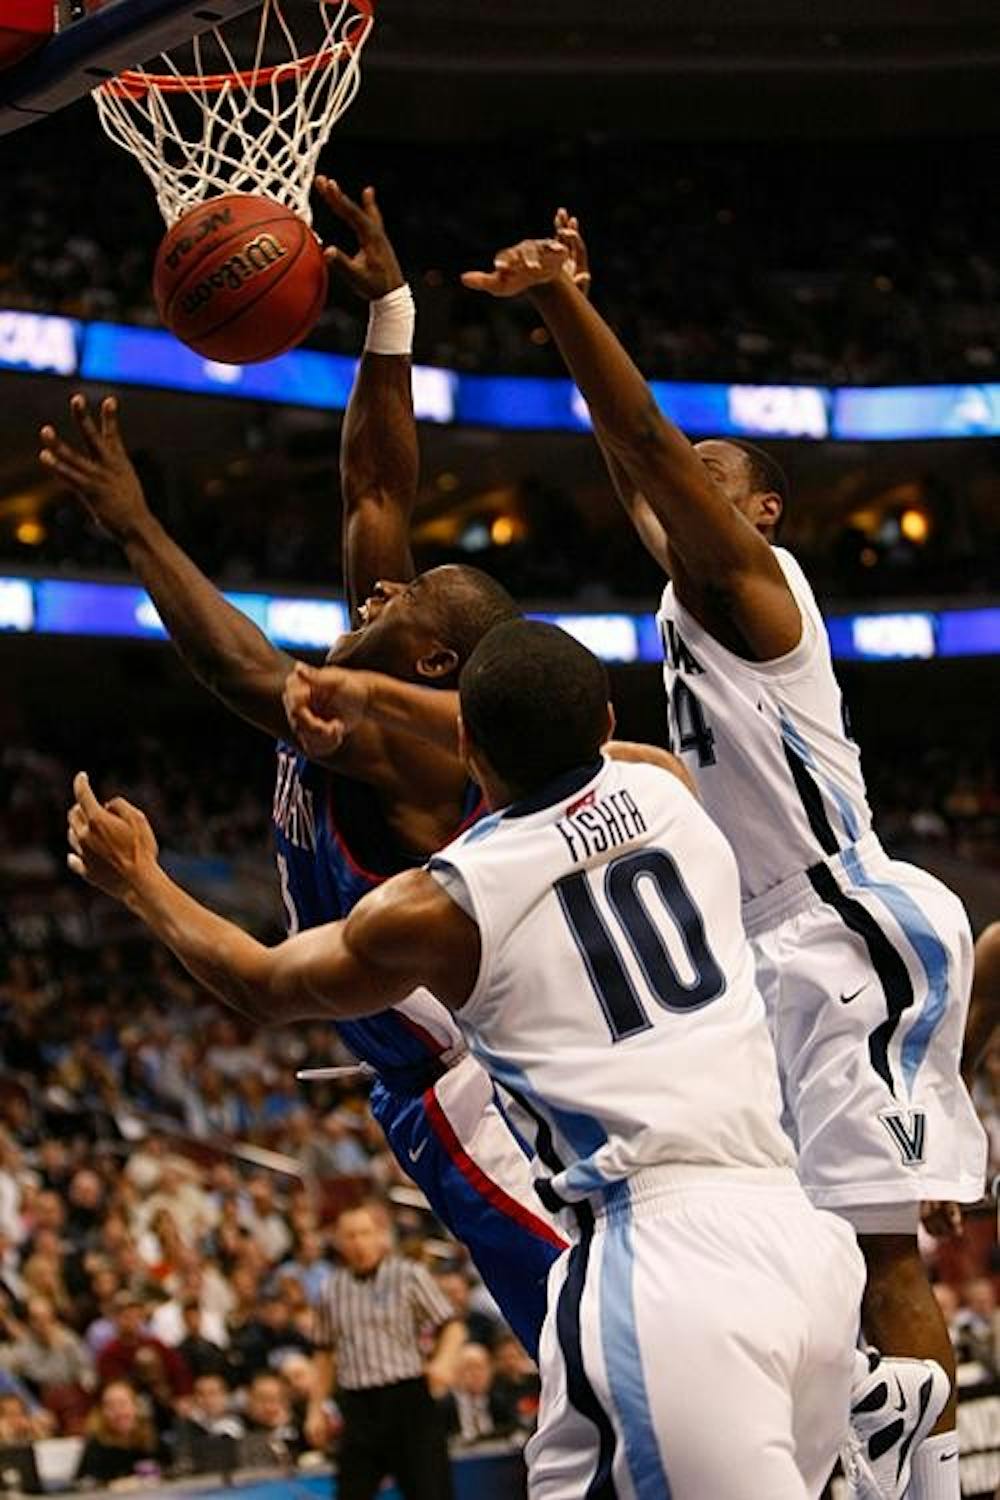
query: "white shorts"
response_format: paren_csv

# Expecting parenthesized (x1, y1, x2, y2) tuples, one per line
(744, 832, 988, 1214)
(527, 1166, 865, 1500)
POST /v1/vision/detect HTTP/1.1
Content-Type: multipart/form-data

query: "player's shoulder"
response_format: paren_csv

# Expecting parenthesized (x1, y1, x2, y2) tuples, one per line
(603, 740, 697, 796)
(351, 867, 449, 927)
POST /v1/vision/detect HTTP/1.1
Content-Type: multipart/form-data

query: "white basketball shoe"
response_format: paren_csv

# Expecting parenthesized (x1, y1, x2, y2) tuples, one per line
(841, 1354, 950, 1500)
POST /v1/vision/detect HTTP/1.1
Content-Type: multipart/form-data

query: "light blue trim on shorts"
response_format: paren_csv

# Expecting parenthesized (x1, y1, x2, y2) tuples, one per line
(841, 847, 949, 1095)
(599, 1185, 673, 1499)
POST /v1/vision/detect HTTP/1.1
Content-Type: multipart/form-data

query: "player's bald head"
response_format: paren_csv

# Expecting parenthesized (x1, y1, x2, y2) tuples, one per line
(419, 565, 520, 664)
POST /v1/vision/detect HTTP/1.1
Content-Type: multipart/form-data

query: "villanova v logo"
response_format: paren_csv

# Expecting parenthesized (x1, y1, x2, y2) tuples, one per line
(879, 1109, 927, 1166)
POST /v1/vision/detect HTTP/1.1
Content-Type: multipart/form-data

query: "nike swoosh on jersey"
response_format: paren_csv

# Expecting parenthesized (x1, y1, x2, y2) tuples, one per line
(840, 984, 870, 1004)
(408, 1140, 428, 1164)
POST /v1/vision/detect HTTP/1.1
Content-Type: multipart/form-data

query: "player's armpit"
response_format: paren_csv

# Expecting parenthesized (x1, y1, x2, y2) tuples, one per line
(604, 740, 697, 795)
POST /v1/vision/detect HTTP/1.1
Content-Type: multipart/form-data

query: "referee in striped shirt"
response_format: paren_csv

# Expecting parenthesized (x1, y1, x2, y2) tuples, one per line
(308, 1202, 465, 1500)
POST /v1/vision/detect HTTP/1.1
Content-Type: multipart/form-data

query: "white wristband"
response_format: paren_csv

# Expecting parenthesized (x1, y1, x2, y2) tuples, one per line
(365, 283, 415, 356)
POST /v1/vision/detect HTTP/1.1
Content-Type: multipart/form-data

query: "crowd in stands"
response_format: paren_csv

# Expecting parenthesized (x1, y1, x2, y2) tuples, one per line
(0, 1117, 542, 1483)
(871, 749, 1000, 870)
(0, 119, 997, 386)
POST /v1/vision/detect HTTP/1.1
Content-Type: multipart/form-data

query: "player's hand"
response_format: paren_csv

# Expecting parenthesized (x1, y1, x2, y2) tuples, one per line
(283, 661, 370, 758)
(920, 1200, 963, 1239)
(462, 238, 569, 298)
(314, 178, 404, 302)
(67, 772, 159, 902)
(554, 207, 592, 298)
(38, 396, 151, 542)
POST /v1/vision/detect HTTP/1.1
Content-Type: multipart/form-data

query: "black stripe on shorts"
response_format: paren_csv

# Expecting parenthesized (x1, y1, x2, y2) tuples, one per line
(807, 862, 914, 1097)
(556, 1206, 618, 1500)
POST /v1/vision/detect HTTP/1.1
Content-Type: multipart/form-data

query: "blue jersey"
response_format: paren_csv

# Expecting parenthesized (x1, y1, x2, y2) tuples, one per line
(271, 742, 485, 1093)
(272, 742, 564, 1357)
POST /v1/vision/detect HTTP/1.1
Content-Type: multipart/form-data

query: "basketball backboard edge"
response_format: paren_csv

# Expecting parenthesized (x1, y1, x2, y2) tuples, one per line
(0, 0, 262, 135)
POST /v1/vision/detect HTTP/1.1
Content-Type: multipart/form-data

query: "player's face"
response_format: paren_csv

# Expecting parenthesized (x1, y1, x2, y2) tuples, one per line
(694, 440, 774, 534)
(326, 570, 451, 681)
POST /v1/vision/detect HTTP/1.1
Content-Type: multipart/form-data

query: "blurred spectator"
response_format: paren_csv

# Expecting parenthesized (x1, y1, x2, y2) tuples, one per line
(275, 1230, 334, 1307)
(174, 1301, 229, 1381)
(190, 1373, 245, 1439)
(433, 1269, 502, 1350)
(491, 1334, 541, 1433)
(0, 1134, 22, 1246)
(83, 1268, 123, 1356)
(0, 1391, 54, 1444)
(129, 1345, 179, 1441)
(439, 1343, 518, 1445)
(226, 1294, 312, 1387)
(96, 1292, 191, 1397)
(172, 1371, 245, 1467)
(952, 1278, 998, 1377)
(239, 1178, 292, 1265)
(242, 1372, 305, 1460)
(0, 1294, 95, 1391)
(298, 1112, 373, 1179)
(149, 1266, 229, 1351)
(65, 1171, 106, 1250)
(75, 1381, 162, 1485)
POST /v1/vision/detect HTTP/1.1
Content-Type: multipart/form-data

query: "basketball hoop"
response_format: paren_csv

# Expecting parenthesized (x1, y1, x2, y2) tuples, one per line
(92, 0, 374, 227)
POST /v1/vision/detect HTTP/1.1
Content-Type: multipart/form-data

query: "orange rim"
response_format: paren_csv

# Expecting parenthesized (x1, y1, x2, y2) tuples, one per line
(99, 0, 372, 99)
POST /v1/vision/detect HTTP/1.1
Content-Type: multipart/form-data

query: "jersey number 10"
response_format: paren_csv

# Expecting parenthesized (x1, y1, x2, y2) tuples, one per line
(556, 849, 725, 1043)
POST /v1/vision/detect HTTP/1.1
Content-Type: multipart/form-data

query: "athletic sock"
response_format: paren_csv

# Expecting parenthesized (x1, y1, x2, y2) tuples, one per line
(907, 1429, 960, 1500)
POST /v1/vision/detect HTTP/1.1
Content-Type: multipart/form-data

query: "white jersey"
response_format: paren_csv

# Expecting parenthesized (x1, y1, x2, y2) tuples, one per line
(657, 546, 872, 903)
(429, 756, 794, 1208)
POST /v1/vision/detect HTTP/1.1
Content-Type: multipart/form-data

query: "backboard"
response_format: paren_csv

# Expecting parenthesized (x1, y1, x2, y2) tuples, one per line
(0, 0, 263, 134)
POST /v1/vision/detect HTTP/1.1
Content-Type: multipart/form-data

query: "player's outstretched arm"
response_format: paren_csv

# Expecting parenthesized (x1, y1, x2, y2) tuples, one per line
(39, 395, 294, 740)
(283, 661, 460, 759)
(66, 772, 478, 1024)
(463, 241, 800, 660)
(315, 178, 418, 618)
(552, 211, 670, 574)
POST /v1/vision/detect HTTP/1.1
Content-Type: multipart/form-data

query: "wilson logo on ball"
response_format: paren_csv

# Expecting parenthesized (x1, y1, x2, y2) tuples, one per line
(163, 207, 236, 274)
(178, 234, 289, 316)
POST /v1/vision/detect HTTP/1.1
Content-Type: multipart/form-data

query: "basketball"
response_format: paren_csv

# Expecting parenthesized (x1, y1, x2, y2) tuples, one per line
(152, 194, 328, 365)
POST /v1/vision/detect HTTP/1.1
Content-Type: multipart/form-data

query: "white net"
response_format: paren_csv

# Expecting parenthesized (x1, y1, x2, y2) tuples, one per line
(92, 0, 374, 227)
